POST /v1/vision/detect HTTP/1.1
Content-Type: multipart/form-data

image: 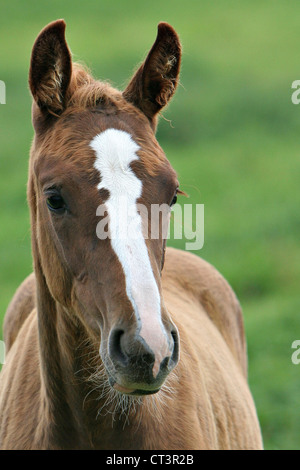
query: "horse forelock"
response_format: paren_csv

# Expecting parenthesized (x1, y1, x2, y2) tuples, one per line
(66, 63, 122, 110)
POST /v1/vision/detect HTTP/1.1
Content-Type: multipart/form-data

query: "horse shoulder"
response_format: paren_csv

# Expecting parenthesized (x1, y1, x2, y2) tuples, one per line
(162, 247, 247, 376)
(3, 273, 36, 352)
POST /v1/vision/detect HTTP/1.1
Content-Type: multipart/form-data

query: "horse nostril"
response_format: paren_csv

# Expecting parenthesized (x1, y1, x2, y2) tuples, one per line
(160, 355, 171, 372)
(170, 329, 179, 367)
(109, 329, 128, 367)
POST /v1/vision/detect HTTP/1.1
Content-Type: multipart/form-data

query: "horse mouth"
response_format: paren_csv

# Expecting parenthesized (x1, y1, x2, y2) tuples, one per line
(131, 388, 161, 396)
(111, 380, 160, 396)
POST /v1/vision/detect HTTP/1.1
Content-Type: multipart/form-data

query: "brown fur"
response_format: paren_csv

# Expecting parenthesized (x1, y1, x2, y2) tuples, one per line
(0, 20, 263, 450)
(3, 273, 36, 352)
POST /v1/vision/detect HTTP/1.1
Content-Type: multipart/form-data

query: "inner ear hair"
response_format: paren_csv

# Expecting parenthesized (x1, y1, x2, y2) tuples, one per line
(29, 19, 72, 116)
(123, 22, 181, 126)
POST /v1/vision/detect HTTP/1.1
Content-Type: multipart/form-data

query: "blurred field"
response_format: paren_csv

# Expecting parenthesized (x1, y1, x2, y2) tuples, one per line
(1, 0, 300, 449)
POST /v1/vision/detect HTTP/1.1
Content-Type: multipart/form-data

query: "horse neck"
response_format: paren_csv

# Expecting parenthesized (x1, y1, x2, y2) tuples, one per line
(35, 266, 83, 447)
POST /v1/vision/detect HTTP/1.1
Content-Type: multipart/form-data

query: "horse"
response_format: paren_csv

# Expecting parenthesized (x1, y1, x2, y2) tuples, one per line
(0, 20, 263, 450)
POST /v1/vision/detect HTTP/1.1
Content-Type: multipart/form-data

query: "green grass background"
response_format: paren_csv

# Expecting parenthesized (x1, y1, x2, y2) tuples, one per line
(1, 0, 300, 449)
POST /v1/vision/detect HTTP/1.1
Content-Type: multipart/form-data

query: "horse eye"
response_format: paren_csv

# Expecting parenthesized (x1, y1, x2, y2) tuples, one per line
(46, 195, 66, 213)
(170, 194, 177, 207)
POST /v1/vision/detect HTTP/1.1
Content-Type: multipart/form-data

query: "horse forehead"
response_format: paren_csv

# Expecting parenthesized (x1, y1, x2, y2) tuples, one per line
(89, 128, 150, 188)
(90, 128, 141, 173)
(34, 119, 175, 187)
(88, 126, 176, 185)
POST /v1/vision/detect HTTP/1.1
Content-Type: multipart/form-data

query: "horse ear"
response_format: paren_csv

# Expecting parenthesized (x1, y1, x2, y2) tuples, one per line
(29, 19, 72, 116)
(123, 22, 181, 128)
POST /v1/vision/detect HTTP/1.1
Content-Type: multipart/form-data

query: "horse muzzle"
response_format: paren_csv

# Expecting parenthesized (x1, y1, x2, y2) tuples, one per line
(104, 326, 179, 395)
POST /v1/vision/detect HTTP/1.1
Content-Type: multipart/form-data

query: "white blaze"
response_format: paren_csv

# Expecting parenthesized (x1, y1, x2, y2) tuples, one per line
(90, 128, 170, 376)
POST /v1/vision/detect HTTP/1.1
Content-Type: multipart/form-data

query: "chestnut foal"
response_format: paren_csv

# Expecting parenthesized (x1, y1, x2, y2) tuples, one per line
(0, 20, 262, 450)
